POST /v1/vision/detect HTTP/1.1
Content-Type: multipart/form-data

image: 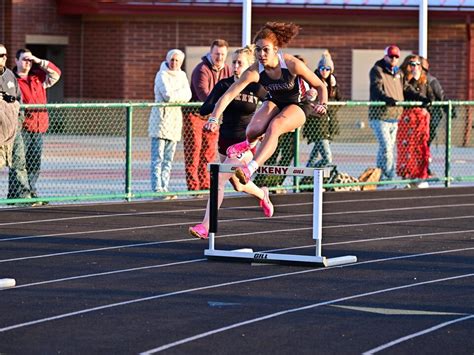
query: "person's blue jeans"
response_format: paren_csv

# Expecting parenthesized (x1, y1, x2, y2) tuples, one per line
(369, 119, 398, 180)
(8, 130, 32, 199)
(151, 137, 177, 193)
(306, 139, 332, 168)
(22, 131, 44, 195)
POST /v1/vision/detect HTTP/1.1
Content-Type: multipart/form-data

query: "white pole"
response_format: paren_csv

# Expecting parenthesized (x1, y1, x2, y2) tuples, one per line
(419, 0, 428, 57)
(242, 0, 252, 46)
(312, 169, 323, 257)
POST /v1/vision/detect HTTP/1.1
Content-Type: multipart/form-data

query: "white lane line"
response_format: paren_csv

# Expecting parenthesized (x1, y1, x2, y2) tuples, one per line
(1, 215, 472, 263)
(3, 259, 206, 290)
(139, 273, 474, 354)
(362, 314, 474, 354)
(1, 201, 472, 243)
(0, 212, 311, 242)
(4, 229, 472, 291)
(1, 201, 472, 245)
(0, 247, 472, 334)
(1, 193, 473, 227)
(269, 229, 474, 253)
(322, 203, 474, 215)
(323, 193, 474, 204)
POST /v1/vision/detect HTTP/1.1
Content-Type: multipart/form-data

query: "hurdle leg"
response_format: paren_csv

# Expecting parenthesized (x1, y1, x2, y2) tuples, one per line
(312, 169, 323, 257)
(208, 164, 220, 251)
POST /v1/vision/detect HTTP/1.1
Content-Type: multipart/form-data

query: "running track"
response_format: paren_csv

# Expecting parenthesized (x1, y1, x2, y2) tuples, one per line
(0, 187, 473, 354)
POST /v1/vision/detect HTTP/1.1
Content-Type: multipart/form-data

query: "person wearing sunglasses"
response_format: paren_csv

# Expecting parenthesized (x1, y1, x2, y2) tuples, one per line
(369, 44, 404, 183)
(302, 50, 342, 176)
(397, 54, 435, 187)
(0, 44, 21, 174)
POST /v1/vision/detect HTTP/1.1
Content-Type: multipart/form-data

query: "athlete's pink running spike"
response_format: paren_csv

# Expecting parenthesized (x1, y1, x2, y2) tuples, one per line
(226, 140, 251, 159)
(188, 223, 209, 239)
(259, 187, 274, 217)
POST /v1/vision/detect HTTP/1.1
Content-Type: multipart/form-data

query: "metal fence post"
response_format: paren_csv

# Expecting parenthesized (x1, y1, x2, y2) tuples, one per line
(445, 101, 452, 188)
(126, 104, 133, 201)
(293, 127, 300, 191)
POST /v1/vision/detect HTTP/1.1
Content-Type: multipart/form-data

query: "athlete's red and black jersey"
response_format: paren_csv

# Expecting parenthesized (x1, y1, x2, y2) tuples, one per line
(200, 76, 267, 141)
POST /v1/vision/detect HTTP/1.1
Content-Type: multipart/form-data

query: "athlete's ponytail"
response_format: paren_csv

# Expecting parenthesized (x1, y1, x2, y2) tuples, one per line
(253, 22, 300, 48)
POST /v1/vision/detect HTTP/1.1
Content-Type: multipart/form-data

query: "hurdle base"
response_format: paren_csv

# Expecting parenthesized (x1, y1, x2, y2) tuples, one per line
(205, 249, 357, 267)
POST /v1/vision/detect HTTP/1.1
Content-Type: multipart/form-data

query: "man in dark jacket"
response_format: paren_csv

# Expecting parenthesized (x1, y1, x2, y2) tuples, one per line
(369, 45, 404, 181)
(184, 39, 231, 193)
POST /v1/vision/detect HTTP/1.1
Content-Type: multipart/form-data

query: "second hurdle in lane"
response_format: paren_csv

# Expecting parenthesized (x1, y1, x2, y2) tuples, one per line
(204, 163, 357, 267)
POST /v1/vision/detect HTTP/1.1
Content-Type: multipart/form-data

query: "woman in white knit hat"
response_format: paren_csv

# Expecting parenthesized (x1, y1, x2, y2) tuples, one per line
(302, 50, 342, 171)
(148, 49, 192, 199)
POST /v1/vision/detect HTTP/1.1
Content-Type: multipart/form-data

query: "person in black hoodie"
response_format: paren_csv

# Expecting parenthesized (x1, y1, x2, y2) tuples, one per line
(420, 56, 447, 148)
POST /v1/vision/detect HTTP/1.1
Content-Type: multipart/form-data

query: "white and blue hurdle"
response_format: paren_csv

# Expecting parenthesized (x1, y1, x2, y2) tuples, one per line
(204, 163, 357, 267)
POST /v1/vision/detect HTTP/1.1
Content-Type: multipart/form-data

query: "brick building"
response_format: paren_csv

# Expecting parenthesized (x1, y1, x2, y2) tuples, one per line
(1, 0, 474, 102)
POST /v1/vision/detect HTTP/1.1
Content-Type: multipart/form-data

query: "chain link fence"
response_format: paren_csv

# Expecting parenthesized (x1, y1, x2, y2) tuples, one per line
(0, 101, 472, 206)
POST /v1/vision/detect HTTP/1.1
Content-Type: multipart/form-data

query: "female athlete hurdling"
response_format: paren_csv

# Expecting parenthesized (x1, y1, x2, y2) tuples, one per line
(207, 22, 328, 185)
(189, 46, 273, 240)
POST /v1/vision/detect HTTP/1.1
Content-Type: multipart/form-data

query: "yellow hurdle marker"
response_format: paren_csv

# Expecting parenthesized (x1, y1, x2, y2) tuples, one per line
(204, 164, 357, 267)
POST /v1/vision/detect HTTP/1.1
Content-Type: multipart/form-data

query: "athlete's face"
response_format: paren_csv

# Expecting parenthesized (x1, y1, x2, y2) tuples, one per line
(255, 39, 277, 66)
(232, 53, 249, 79)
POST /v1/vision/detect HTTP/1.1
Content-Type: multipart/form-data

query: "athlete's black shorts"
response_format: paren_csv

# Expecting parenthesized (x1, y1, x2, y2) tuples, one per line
(218, 137, 245, 156)
(265, 99, 313, 117)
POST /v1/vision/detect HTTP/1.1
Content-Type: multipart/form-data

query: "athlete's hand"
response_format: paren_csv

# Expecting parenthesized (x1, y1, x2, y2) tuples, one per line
(312, 103, 327, 115)
(204, 116, 219, 132)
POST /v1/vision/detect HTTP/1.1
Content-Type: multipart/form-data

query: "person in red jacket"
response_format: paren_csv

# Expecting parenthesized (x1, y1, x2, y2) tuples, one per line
(12, 49, 61, 201)
(184, 39, 231, 195)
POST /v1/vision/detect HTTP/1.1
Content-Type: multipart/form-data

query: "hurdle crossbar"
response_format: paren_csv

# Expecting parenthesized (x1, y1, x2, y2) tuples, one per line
(204, 164, 357, 267)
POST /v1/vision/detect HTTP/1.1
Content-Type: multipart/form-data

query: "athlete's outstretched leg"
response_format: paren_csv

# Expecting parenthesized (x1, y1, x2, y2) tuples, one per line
(235, 104, 306, 185)
(226, 101, 279, 159)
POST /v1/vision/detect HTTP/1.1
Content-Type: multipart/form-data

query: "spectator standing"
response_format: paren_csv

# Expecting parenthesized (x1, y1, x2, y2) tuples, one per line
(148, 49, 192, 199)
(189, 46, 272, 239)
(369, 45, 404, 181)
(207, 22, 328, 186)
(397, 54, 434, 186)
(0, 45, 33, 204)
(0, 44, 21, 172)
(303, 50, 341, 169)
(13, 49, 61, 202)
(420, 57, 447, 148)
(184, 39, 231, 194)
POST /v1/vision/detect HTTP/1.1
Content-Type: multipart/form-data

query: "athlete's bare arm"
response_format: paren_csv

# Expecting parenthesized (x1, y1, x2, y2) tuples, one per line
(284, 53, 328, 112)
(204, 64, 260, 132)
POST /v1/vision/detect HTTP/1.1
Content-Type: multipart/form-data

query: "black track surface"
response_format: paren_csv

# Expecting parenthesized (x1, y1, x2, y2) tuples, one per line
(1, 187, 473, 354)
